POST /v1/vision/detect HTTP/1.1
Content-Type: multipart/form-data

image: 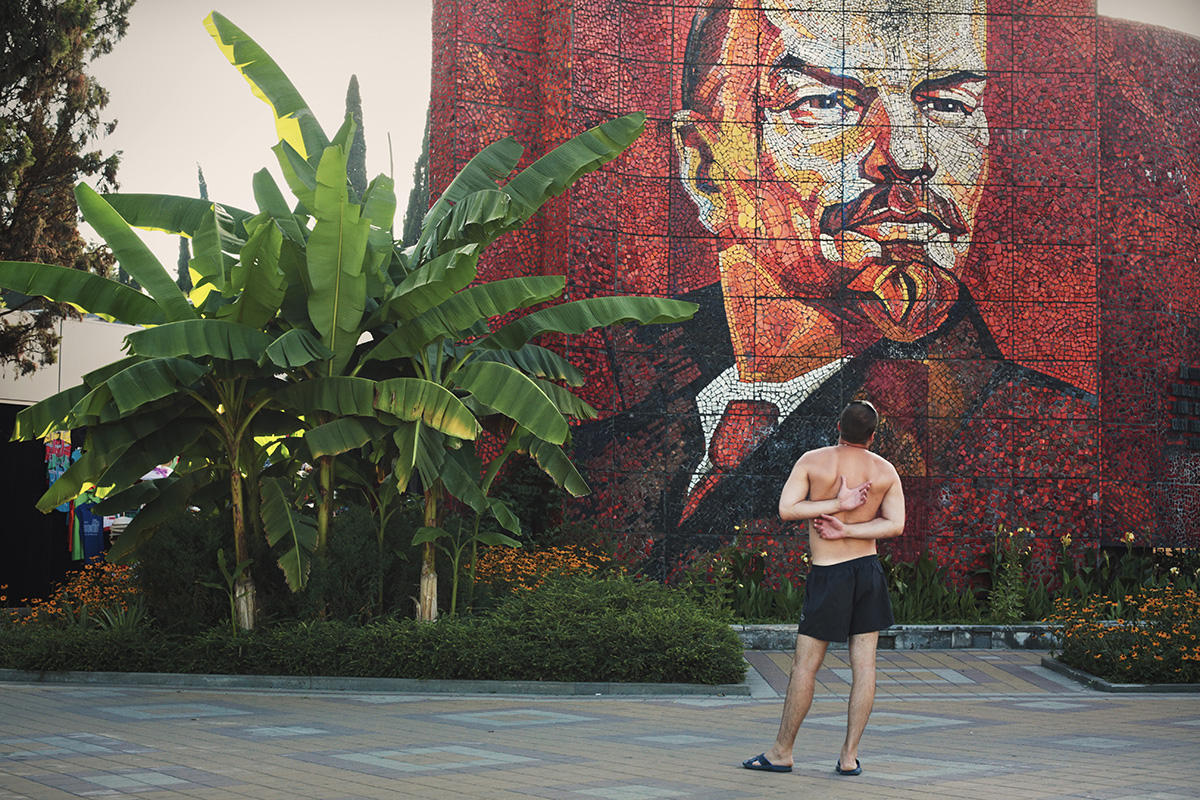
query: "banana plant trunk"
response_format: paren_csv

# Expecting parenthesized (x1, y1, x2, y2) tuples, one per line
(229, 457, 258, 630)
(418, 484, 441, 621)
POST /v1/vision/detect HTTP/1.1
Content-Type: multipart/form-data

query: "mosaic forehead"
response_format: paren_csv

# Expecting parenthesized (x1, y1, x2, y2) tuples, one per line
(691, 0, 990, 73)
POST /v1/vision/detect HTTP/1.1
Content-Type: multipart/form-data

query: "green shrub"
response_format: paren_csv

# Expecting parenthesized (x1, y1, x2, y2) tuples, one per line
(485, 575, 746, 684)
(0, 576, 745, 686)
(884, 551, 981, 624)
(131, 510, 234, 634)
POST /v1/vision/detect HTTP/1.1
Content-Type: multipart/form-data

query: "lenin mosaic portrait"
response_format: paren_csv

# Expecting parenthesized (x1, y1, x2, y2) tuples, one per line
(430, 0, 1200, 578)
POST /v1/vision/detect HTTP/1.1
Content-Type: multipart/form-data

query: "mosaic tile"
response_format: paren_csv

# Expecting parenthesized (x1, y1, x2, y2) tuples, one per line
(433, 0, 1200, 587)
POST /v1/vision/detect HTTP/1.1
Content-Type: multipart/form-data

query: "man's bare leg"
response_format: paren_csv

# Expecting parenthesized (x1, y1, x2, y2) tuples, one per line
(762, 633, 829, 767)
(840, 631, 879, 770)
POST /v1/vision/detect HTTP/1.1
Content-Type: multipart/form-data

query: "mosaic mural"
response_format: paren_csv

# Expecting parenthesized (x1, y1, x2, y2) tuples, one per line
(430, 0, 1200, 580)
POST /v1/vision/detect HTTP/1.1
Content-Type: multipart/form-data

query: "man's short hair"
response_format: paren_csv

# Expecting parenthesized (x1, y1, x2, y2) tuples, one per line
(840, 401, 878, 444)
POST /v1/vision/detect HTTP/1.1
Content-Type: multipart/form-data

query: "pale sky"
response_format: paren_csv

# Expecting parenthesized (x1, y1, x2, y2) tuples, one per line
(84, 0, 1200, 272)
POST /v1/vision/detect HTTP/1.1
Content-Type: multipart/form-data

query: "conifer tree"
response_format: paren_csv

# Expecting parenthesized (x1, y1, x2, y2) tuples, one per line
(345, 75, 367, 200)
(401, 105, 430, 247)
(0, 0, 133, 374)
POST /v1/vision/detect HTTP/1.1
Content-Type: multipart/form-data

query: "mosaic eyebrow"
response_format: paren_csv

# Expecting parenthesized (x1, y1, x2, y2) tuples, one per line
(772, 55, 868, 95)
(915, 71, 988, 93)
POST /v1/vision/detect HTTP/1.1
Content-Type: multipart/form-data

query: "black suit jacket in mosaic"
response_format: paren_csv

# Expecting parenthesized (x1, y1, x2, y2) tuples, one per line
(572, 281, 1101, 574)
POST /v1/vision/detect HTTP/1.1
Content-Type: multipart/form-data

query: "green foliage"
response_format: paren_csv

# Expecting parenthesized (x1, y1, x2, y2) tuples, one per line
(470, 575, 745, 684)
(197, 548, 254, 636)
(883, 551, 981, 624)
(123, 510, 229, 634)
(0, 577, 746, 686)
(669, 544, 803, 624)
(290, 503, 417, 624)
(986, 525, 1030, 624)
(0, 0, 132, 375)
(95, 597, 149, 633)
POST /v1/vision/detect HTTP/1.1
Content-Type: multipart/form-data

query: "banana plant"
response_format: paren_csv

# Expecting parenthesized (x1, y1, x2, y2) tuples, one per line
(1, 11, 698, 628)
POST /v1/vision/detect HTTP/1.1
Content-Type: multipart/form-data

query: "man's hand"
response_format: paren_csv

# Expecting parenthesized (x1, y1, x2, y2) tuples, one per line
(836, 475, 871, 511)
(815, 514, 847, 540)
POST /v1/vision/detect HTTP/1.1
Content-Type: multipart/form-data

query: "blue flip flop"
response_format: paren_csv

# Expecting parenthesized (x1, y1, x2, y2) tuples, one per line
(743, 754, 792, 772)
(835, 758, 862, 776)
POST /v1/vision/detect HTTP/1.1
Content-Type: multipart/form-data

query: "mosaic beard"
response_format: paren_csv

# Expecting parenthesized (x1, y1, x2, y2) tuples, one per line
(838, 240, 962, 343)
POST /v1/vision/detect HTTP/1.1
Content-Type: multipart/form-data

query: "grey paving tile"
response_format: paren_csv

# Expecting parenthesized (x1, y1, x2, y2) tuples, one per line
(1, 651, 1198, 799)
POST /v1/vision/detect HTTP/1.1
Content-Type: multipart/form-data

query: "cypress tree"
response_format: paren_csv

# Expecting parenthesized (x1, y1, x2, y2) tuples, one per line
(400, 104, 430, 247)
(345, 75, 367, 200)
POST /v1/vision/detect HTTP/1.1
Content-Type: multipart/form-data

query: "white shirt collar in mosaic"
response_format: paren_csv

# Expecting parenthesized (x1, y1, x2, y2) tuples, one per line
(687, 357, 849, 494)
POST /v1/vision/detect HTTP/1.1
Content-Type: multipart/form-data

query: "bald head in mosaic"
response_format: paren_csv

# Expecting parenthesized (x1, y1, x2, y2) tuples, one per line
(674, 0, 991, 383)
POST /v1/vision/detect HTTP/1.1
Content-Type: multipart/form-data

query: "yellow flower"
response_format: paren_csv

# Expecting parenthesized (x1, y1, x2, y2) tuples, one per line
(1122, 531, 1135, 544)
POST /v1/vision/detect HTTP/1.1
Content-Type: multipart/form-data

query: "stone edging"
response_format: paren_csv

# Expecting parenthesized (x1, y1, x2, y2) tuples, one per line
(0, 668, 749, 697)
(735, 623, 1061, 651)
(1038, 657, 1200, 693)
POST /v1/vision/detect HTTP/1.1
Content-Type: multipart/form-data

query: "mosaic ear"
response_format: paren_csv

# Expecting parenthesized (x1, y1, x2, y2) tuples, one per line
(672, 109, 725, 234)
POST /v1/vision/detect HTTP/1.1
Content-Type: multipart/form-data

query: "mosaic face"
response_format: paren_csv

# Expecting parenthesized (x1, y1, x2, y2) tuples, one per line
(675, 0, 990, 380)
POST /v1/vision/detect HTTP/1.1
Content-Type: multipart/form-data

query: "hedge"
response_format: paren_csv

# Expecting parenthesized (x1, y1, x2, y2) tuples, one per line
(0, 576, 746, 686)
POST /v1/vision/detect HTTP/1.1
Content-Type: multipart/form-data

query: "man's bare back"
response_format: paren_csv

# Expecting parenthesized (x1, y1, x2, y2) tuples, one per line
(778, 441, 905, 566)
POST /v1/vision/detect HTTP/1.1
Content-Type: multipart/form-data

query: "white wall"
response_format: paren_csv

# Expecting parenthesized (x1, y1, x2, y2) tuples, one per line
(0, 315, 136, 406)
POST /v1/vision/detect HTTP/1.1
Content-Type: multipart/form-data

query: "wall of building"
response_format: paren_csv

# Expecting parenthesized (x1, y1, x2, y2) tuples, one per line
(430, 0, 1200, 581)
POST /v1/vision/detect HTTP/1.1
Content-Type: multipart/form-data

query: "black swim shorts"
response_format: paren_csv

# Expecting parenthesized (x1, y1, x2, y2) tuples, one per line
(796, 554, 894, 643)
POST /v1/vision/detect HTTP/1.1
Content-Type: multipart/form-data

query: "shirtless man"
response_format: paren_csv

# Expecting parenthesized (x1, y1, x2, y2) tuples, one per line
(743, 400, 905, 777)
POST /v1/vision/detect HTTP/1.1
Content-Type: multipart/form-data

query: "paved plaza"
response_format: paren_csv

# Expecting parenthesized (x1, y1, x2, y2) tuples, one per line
(1, 650, 1198, 799)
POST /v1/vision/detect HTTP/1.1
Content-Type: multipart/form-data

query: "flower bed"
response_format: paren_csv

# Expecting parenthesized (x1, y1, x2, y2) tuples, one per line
(1049, 588, 1200, 684)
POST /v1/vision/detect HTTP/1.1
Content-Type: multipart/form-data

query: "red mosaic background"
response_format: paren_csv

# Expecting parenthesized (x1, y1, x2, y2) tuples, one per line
(430, 0, 1200, 582)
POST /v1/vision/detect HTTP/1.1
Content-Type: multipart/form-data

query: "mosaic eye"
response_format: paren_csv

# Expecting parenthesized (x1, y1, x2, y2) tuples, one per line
(776, 91, 864, 125)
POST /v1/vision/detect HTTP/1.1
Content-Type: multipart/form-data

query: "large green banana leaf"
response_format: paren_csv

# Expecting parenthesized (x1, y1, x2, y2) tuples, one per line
(106, 471, 210, 562)
(371, 243, 481, 326)
(307, 141, 368, 374)
(106, 358, 210, 415)
(471, 345, 584, 385)
(440, 450, 520, 534)
(260, 476, 318, 592)
(422, 189, 518, 256)
(12, 383, 88, 441)
(188, 202, 243, 298)
(251, 169, 306, 243)
(91, 419, 209, 495)
(277, 376, 377, 417)
(265, 328, 333, 369)
(304, 417, 389, 458)
(450, 361, 567, 444)
(522, 435, 590, 497)
(272, 140, 317, 212)
(90, 480, 161, 516)
(391, 421, 419, 493)
(532, 378, 597, 420)
(373, 378, 479, 440)
(80, 356, 143, 389)
(0, 261, 163, 325)
(204, 11, 328, 163)
(102, 193, 253, 237)
(364, 275, 565, 363)
(414, 137, 524, 261)
(361, 173, 397, 283)
(413, 424, 447, 491)
(75, 185, 196, 323)
(220, 217, 285, 328)
(479, 296, 698, 351)
(124, 319, 275, 362)
(502, 112, 646, 220)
